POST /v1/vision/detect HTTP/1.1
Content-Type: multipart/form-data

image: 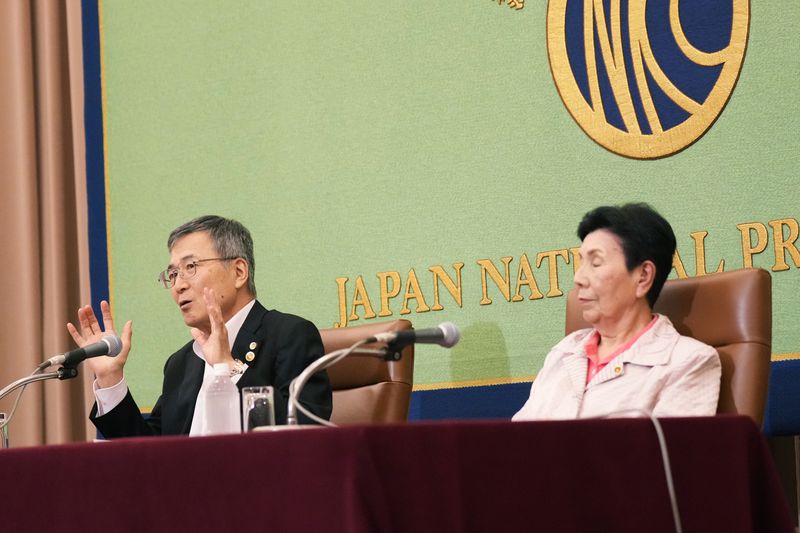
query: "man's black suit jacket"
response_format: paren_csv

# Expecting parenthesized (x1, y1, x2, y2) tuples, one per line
(90, 301, 332, 437)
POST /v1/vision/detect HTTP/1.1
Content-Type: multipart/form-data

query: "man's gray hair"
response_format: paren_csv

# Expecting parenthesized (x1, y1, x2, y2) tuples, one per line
(167, 215, 257, 297)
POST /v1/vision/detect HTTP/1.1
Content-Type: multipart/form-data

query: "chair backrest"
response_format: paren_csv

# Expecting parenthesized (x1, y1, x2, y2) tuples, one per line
(565, 268, 772, 425)
(319, 319, 414, 425)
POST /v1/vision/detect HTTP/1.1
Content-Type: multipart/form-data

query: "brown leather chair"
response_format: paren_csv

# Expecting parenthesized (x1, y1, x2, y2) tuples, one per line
(319, 319, 414, 425)
(565, 268, 772, 425)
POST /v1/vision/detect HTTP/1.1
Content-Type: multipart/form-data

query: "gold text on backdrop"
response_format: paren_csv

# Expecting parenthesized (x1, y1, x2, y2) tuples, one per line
(335, 217, 799, 327)
(491, 0, 525, 10)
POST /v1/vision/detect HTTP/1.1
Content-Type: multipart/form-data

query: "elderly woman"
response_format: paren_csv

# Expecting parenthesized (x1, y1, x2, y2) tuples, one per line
(513, 203, 721, 420)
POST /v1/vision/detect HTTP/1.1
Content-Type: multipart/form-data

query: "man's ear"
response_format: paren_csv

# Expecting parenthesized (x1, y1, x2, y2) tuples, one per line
(635, 260, 656, 299)
(233, 258, 250, 290)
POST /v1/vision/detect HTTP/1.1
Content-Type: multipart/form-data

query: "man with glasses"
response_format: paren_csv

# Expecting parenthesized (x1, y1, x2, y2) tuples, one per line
(67, 215, 331, 436)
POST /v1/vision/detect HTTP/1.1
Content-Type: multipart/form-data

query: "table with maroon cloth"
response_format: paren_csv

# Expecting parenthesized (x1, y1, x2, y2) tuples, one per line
(0, 416, 792, 532)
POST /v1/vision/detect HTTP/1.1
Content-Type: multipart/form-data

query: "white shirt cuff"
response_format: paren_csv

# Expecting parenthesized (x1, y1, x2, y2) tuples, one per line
(93, 377, 128, 416)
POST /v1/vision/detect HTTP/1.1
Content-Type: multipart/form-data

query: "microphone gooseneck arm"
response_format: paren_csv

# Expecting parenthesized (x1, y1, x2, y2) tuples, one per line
(287, 342, 384, 427)
(0, 367, 78, 403)
(287, 323, 460, 427)
(0, 367, 79, 446)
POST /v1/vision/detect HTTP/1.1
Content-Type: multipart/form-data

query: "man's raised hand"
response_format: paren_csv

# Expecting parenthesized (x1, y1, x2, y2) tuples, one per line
(66, 300, 132, 388)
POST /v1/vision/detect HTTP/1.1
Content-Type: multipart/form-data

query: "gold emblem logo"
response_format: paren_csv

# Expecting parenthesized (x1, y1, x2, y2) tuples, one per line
(547, 1, 749, 159)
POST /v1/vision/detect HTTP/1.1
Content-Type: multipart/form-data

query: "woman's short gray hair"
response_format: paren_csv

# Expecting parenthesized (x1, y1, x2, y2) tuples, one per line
(167, 215, 257, 297)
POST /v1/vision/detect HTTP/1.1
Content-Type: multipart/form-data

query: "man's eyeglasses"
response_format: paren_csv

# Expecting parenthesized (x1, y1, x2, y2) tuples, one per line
(157, 257, 238, 289)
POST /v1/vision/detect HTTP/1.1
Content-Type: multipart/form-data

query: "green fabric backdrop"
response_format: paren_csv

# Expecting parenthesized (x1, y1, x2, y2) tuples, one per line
(96, 1, 799, 407)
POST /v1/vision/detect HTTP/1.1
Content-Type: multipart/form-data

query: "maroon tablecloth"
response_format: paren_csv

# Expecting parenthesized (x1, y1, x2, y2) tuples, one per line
(0, 416, 792, 532)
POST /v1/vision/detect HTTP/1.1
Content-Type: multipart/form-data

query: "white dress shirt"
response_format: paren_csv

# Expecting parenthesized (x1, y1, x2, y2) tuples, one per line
(94, 299, 255, 436)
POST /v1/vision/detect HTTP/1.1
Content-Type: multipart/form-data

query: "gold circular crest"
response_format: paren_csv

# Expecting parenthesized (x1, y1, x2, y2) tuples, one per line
(547, 1, 750, 159)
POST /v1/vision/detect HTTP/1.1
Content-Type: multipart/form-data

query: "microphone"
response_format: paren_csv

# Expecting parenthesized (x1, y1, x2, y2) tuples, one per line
(42, 335, 123, 369)
(368, 322, 460, 348)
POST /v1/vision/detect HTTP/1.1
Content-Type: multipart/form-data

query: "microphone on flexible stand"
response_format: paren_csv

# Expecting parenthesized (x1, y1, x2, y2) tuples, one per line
(286, 322, 461, 427)
(0, 335, 124, 448)
(366, 322, 460, 360)
(367, 322, 461, 349)
(39, 335, 123, 370)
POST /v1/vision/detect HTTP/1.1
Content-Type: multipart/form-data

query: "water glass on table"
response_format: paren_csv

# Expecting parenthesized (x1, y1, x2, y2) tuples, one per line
(241, 386, 275, 431)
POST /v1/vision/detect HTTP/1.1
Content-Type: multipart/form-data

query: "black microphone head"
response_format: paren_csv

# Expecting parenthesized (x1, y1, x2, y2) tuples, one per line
(437, 322, 460, 348)
(103, 335, 123, 357)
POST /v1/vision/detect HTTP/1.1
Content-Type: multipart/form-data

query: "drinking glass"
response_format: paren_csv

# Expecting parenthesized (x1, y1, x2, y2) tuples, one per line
(241, 386, 275, 431)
